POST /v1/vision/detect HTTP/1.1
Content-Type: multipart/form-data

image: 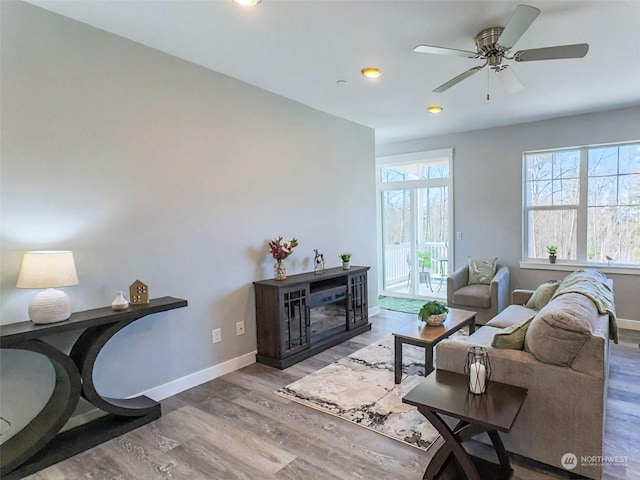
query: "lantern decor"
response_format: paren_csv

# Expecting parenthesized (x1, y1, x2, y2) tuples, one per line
(464, 346, 492, 394)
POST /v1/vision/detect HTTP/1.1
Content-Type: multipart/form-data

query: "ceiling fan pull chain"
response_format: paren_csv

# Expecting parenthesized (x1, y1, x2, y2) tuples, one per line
(486, 67, 490, 101)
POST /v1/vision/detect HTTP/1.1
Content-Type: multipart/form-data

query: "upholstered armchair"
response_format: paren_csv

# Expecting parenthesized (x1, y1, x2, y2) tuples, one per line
(446, 262, 510, 325)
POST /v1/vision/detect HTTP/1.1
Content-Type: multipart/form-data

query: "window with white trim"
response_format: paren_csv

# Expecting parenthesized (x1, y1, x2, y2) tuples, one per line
(523, 141, 640, 266)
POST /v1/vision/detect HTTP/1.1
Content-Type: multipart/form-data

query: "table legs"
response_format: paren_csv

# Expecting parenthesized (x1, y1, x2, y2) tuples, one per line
(418, 407, 512, 480)
(394, 336, 402, 384)
(394, 317, 474, 385)
(425, 345, 435, 377)
(395, 337, 435, 384)
(421, 408, 482, 480)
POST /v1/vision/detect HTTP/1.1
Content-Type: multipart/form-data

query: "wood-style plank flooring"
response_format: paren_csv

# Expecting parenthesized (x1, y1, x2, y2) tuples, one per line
(28, 309, 640, 480)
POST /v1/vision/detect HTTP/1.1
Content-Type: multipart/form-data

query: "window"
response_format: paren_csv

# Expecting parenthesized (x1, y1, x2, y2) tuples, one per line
(523, 141, 640, 266)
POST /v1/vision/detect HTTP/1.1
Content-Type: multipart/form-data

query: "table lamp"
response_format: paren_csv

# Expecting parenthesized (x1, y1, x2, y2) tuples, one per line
(16, 250, 79, 324)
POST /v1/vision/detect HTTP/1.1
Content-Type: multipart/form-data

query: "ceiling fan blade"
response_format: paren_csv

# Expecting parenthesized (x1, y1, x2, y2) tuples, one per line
(414, 44, 478, 59)
(514, 43, 589, 61)
(497, 4, 540, 49)
(433, 65, 484, 93)
(495, 66, 523, 94)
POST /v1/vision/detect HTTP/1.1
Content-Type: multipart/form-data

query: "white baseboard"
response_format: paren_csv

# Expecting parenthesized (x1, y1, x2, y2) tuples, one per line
(137, 350, 257, 401)
(369, 305, 381, 317)
(64, 351, 257, 426)
(617, 318, 640, 331)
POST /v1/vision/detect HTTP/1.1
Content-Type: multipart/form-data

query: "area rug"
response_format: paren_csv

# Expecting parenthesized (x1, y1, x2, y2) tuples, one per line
(275, 331, 467, 451)
(378, 295, 427, 314)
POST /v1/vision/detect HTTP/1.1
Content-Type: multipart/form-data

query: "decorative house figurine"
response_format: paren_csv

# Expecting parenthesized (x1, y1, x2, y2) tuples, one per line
(129, 279, 149, 304)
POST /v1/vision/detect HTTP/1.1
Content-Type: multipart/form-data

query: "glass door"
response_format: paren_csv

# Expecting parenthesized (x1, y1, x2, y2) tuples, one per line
(381, 188, 414, 294)
(378, 149, 452, 300)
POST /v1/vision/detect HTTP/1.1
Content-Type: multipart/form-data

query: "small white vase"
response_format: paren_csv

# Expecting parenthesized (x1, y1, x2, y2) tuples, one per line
(342, 261, 350, 270)
(112, 291, 129, 310)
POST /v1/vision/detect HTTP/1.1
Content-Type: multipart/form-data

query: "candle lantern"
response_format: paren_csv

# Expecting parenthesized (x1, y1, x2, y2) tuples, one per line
(464, 346, 491, 394)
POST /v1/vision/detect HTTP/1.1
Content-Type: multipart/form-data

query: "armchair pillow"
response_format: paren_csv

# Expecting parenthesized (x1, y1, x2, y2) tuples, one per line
(525, 280, 560, 310)
(468, 257, 498, 285)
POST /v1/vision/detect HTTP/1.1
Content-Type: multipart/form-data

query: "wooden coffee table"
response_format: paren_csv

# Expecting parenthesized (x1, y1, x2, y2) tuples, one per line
(392, 308, 476, 384)
(403, 370, 528, 480)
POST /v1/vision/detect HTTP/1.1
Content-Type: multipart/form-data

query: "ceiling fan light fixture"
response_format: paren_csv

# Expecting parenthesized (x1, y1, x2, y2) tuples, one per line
(361, 67, 382, 79)
(427, 105, 443, 114)
(232, 0, 261, 7)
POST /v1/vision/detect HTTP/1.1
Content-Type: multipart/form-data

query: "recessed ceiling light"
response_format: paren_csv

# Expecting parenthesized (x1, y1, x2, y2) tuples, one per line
(233, 0, 261, 6)
(361, 68, 382, 79)
(427, 105, 443, 114)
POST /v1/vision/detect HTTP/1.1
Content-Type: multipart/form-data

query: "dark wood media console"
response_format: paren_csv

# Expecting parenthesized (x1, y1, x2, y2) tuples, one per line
(253, 266, 370, 369)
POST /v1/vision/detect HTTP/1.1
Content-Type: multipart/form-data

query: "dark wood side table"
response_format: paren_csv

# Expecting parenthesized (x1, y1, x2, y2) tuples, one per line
(0, 296, 188, 480)
(392, 308, 476, 384)
(403, 370, 527, 480)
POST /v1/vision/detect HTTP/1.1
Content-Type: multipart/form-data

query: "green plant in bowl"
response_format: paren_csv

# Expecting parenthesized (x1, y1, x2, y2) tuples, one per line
(418, 301, 449, 325)
(339, 253, 352, 262)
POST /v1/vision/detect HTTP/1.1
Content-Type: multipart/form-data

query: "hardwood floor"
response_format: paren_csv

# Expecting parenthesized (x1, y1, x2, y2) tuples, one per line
(27, 309, 640, 480)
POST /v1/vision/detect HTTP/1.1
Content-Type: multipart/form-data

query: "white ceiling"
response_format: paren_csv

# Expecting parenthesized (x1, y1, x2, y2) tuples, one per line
(27, 0, 640, 144)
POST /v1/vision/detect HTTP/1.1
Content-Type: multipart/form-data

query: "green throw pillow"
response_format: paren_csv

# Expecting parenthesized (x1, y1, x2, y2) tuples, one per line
(525, 280, 560, 310)
(468, 257, 498, 285)
(491, 317, 534, 350)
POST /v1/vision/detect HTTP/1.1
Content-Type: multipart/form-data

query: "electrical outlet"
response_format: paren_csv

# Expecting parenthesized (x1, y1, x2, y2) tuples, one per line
(212, 328, 222, 344)
(236, 321, 246, 336)
(456, 231, 462, 240)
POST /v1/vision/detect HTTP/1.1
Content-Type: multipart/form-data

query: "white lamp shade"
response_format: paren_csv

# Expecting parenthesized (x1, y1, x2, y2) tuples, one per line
(16, 251, 79, 289)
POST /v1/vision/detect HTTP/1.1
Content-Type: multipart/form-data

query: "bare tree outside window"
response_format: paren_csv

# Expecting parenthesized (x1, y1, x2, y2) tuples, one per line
(524, 142, 640, 265)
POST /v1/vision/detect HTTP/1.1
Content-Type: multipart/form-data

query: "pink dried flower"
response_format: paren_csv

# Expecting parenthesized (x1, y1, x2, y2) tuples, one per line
(268, 236, 299, 261)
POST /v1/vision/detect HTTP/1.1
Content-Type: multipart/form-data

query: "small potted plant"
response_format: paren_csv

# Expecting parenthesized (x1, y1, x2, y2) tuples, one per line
(418, 251, 432, 283)
(547, 245, 558, 264)
(339, 253, 352, 270)
(418, 300, 449, 326)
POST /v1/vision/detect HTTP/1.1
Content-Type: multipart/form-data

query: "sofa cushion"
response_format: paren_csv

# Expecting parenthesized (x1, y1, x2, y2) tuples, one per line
(462, 325, 504, 347)
(486, 305, 536, 329)
(525, 280, 560, 310)
(468, 257, 497, 285)
(525, 292, 600, 366)
(491, 317, 533, 350)
(451, 284, 491, 308)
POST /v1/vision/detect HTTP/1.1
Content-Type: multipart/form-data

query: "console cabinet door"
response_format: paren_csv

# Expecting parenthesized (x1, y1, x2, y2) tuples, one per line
(280, 286, 311, 357)
(347, 272, 368, 330)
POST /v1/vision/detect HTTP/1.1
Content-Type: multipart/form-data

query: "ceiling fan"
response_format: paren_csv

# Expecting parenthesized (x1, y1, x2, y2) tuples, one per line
(414, 4, 589, 95)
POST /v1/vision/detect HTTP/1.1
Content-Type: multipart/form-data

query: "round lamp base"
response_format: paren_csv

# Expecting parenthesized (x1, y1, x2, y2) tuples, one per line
(29, 288, 72, 324)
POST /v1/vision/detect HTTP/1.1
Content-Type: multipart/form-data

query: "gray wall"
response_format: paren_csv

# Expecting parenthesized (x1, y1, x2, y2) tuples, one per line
(377, 106, 640, 322)
(0, 1, 377, 435)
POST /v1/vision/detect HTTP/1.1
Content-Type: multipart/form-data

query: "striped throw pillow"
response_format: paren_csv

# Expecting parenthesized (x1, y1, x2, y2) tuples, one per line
(491, 317, 534, 350)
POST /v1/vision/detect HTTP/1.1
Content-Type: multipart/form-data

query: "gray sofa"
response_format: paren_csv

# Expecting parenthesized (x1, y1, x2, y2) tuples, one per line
(447, 263, 510, 325)
(436, 275, 613, 480)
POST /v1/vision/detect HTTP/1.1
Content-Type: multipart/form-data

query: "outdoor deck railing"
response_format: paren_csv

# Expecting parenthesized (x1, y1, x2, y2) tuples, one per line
(384, 242, 448, 285)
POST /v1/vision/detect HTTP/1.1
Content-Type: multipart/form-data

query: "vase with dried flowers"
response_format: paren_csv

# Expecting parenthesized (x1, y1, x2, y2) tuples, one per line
(268, 236, 299, 280)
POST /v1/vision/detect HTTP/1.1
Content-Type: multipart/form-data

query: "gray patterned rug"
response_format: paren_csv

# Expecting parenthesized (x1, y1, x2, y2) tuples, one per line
(275, 332, 466, 451)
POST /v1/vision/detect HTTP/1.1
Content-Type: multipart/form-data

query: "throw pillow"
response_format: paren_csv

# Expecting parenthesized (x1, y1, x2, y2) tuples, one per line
(468, 257, 498, 285)
(525, 280, 560, 310)
(491, 317, 534, 350)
